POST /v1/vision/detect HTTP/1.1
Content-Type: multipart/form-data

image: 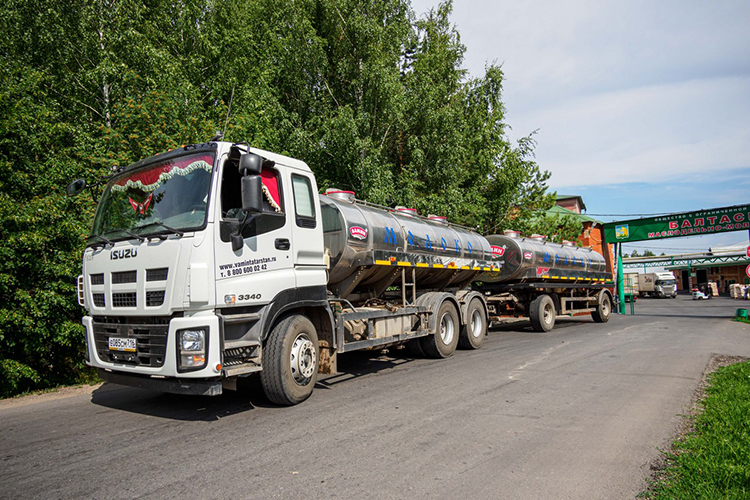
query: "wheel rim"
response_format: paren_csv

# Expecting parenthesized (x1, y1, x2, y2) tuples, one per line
(440, 312, 455, 345)
(470, 309, 483, 338)
(543, 303, 553, 326)
(602, 297, 611, 316)
(290, 333, 316, 385)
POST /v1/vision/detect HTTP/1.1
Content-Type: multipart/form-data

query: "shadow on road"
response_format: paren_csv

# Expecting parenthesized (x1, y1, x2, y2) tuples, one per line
(90, 378, 269, 421)
(489, 317, 594, 333)
(316, 350, 418, 388)
(90, 352, 420, 419)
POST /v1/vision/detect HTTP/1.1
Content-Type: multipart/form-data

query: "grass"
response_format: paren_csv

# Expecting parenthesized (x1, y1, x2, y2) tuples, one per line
(645, 360, 750, 499)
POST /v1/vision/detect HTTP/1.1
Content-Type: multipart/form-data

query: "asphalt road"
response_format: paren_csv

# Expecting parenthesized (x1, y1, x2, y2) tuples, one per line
(2, 295, 750, 499)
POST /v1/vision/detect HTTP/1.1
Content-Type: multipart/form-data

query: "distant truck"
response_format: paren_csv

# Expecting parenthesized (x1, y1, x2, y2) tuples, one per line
(623, 272, 639, 302)
(638, 272, 677, 298)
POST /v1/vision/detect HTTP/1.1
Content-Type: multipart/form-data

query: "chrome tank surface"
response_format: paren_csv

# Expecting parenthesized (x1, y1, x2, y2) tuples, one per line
(480, 234, 610, 283)
(320, 195, 496, 294)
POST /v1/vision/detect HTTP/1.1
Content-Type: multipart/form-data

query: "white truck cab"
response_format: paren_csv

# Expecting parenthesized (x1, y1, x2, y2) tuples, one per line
(76, 142, 330, 399)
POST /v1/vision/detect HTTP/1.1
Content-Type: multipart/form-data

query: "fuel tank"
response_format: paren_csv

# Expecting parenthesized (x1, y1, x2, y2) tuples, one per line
(320, 191, 495, 295)
(480, 233, 610, 283)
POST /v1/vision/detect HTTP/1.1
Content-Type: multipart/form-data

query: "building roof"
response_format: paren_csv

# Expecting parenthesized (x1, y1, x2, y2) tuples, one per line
(555, 194, 587, 211)
(545, 204, 601, 225)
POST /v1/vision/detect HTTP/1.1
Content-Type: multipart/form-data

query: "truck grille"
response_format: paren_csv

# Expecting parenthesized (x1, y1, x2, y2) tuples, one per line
(92, 293, 106, 307)
(112, 292, 137, 308)
(146, 290, 165, 306)
(90, 274, 104, 285)
(147, 268, 169, 281)
(112, 270, 137, 283)
(92, 317, 169, 367)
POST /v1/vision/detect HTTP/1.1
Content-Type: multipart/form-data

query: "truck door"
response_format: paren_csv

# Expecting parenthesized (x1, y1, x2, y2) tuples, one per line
(214, 160, 295, 308)
(288, 172, 326, 289)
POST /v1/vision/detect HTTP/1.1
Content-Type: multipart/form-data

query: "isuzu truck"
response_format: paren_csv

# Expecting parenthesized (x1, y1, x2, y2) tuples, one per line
(69, 140, 613, 405)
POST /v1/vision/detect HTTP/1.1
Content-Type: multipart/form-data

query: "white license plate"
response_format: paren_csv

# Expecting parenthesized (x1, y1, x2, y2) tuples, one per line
(108, 337, 136, 352)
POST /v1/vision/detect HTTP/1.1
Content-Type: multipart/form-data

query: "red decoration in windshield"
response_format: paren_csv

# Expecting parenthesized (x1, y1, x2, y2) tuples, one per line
(128, 193, 153, 214)
(112, 153, 214, 193)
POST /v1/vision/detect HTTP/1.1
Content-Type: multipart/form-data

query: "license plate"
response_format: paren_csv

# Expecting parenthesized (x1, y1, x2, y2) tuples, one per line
(109, 337, 136, 352)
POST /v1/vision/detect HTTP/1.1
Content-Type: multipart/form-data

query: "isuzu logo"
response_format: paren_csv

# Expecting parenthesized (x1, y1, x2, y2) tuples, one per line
(349, 226, 368, 240)
(111, 248, 138, 260)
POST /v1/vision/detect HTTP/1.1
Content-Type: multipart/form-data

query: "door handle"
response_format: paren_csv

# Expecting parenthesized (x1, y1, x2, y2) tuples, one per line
(275, 238, 290, 251)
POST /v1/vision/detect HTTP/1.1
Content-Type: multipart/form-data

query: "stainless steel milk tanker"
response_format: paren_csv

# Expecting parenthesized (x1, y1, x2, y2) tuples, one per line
(320, 191, 495, 294)
(480, 233, 610, 283)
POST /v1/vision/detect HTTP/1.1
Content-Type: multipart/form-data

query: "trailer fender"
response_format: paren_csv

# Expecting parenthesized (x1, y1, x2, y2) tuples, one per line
(455, 290, 488, 324)
(415, 291, 461, 334)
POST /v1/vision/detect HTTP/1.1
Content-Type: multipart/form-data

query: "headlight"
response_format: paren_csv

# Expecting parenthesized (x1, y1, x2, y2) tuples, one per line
(177, 328, 208, 372)
(181, 330, 205, 351)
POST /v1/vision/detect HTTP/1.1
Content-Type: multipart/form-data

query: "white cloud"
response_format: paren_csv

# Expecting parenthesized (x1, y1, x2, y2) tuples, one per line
(517, 76, 750, 188)
(410, 0, 750, 193)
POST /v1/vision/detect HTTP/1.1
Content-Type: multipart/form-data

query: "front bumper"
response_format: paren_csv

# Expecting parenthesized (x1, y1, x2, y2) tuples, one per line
(83, 313, 222, 381)
(97, 369, 222, 396)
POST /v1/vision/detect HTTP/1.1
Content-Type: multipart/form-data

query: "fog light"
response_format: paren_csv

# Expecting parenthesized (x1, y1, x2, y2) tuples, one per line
(177, 328, 208, 372)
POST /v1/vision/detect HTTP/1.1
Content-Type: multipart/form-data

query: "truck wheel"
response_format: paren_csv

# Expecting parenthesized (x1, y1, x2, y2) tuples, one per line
(458, 298, 487, 349)
(591, 292, 612, 323)
(420, 300, 459, 358)
(529, 294, 555, 332)
(261, 314, 319, 406)
(406, 338, 425, 357)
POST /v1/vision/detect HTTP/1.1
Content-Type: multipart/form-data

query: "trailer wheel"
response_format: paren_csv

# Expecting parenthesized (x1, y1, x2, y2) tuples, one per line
(458, 298, 487, 350)
(261, 314, 319, 406)
(529, 294, 555, 332)
(591, 292, 612, 323)
(420, 300, 459, 358)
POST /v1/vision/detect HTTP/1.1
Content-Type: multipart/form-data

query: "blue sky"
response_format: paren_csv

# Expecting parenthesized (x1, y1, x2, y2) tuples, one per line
(410, 0, 750, 255)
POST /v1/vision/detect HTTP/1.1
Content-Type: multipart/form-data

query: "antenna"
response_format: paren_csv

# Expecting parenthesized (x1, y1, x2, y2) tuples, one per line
(223, 86, 235, 139)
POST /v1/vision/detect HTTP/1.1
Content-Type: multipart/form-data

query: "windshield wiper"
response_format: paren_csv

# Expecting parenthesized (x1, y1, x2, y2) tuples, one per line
(134, 220, 184, 238)
(89, 234, 115, 249)
(102, 228, 146, 243)
(121, 229, 146, 242)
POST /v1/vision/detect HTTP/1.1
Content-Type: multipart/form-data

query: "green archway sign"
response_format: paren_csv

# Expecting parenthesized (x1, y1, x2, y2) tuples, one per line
(603, 203, 750, 243)
(603, 203, 750, 314)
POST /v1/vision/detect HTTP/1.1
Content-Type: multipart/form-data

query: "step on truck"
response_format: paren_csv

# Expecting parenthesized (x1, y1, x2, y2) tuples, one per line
(68, 141, 613, 405)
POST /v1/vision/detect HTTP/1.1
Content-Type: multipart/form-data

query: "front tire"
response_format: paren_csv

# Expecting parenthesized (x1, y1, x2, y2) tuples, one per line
(421, 300, 460, 358)
(261, 314, 319, 405)
(529, 294, 555, 332)
(591, 291, 612, 323)
(458, 298, 487, 349)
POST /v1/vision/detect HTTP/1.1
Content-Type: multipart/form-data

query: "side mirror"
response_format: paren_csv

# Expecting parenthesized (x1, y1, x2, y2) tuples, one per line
(241, 175, 263, 213)
(238, 153, 263, 176)
(66, 179, 87, 196)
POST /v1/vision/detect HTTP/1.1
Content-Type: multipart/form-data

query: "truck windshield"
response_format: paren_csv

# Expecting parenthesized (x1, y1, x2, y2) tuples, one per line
(90, 152, 214, 241)
(659, 279, 676, 286)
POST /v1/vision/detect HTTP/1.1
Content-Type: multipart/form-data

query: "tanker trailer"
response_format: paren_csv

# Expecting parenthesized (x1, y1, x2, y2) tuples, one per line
(320, 190, 498, 356)
(474, 232, 613, 332)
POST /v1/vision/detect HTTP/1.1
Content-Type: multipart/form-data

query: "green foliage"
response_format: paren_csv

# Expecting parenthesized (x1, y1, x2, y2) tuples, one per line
(0, 0, 558, 397)
(646, 361, 750, 499)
